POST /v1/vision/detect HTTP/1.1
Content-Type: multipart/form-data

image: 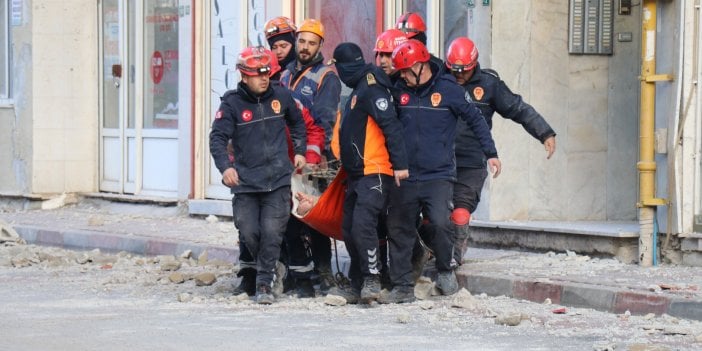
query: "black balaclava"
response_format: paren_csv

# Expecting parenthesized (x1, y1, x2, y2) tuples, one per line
(267, 32, 296, 68)
(333, 42, 366, 87)
(413, 32, 427, 46)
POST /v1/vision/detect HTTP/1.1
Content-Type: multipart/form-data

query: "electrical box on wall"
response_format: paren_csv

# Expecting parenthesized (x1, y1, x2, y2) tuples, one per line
(569, 0, 614, 55)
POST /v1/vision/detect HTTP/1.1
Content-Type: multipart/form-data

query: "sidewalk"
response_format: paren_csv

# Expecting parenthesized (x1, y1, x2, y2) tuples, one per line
(2, 198, 702, 321)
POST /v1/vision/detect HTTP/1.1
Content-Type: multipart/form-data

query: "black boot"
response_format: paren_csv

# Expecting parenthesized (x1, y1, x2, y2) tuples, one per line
(233, 268, 256, 296)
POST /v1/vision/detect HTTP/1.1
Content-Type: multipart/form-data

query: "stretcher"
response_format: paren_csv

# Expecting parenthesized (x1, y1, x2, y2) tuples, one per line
(290, 168, 347, 241)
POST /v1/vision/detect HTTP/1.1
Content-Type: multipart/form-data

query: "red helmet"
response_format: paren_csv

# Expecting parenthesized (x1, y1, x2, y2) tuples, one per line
(237, 46, 271, 76)
(262, 48, 281, 77)
(446, 37, 479, 72)
(374, 29, 408, 54)
(264, 16, 296, 40)
(395, 12, 427, 39)
(391, 39, 430, 71)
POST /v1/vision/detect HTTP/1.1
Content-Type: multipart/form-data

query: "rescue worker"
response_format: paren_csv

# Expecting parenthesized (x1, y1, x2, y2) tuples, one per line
(374, 29, 408, 79)
(280, 18, 342, 295)
(328, 42, 409, 304)
(264, 16, 297, 80)
(394, 12, 444, 68)
(231, 48, 326, 298)
(209, 46, 307, 304)
(445, 37, 556, 264)
(381, 40, 501, 303)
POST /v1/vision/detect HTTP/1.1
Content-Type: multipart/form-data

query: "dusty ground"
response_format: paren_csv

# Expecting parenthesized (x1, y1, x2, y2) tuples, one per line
(1, 241, 701, 351)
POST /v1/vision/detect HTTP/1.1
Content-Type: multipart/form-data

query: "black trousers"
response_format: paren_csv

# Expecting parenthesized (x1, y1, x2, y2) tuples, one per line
(342, 174, 391, 289)
(232, 186, 290, 286)
(387, 179, 454, 287)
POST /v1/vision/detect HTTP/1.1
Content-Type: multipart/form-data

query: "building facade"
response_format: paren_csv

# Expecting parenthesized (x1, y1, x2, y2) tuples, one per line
(0, 1, 700, 249)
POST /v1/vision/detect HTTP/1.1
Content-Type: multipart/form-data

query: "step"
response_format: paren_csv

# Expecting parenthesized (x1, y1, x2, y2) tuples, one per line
(468, 220, 640, 263)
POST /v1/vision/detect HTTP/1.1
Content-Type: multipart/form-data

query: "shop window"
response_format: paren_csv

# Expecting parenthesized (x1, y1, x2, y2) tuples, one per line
(306, 0, 378, 64)
(144, 0, 179, 129)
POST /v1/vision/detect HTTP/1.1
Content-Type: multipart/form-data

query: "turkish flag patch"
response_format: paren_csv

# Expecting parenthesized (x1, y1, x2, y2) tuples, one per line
(400, 93, 410, 106)
(242, 110, 253, 122)
(215, 110, 223, 119)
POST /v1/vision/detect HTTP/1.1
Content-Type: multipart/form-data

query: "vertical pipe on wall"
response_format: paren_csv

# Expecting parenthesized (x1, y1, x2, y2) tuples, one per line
(638, 0, 658, 267)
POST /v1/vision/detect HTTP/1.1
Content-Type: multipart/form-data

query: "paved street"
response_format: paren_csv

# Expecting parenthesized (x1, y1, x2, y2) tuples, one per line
(1, 243, 701, 351)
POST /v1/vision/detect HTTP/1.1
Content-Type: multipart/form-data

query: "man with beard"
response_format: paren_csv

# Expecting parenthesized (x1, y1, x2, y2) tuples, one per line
(280, 18, 342, 295)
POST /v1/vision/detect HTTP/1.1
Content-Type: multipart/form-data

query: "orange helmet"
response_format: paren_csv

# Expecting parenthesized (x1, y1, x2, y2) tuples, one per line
(297, 18, 325, 40)
(446, 37, 479, 72)
(374, 29, 408, 54)
(262, 48, 281, 77)
(391, 39, 430, 71)
(264, 16, 296, 40)
(237, 46, 271, 76)
(395, 12, 426, 39)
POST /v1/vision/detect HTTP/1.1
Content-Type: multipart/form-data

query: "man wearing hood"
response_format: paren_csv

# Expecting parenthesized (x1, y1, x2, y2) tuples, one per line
(264, 16, 297, 81)
(328, 43, 408, 304)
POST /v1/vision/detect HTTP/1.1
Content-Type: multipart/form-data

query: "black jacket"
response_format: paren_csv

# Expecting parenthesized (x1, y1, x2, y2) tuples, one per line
(209, 81, 306, 194)
(393, 61, 498, 182)
(456, 64, 556, 168)
(333, 65, 407, 178)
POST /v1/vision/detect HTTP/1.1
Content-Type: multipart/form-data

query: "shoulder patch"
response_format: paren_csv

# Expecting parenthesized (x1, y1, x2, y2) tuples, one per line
(375, 98, 388, 111)
(366, 73, 377, 86)
(482, 68, 500, 79)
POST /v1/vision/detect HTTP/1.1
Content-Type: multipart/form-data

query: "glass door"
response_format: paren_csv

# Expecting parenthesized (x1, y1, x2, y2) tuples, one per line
(99, 0, 126, 193)
(100, 0, 185, 198)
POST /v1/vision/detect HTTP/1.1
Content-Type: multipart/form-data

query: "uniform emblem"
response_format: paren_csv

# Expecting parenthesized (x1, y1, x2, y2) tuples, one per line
(301, 85, 313, 95)
(215, 110, 223, 119)
(473, 87, 484, 101)
(366, 73, 377, 86)
(375, 98, 388, 111)
(271, 100, 281, 114)
(241, 110, 253, 122)
(400, 93, 410, 105)
(455, 59, 464, 65)
(431, 93, 442, 107)
(464, 91, 473, 103)
(350, 95, 357, 109)
(377, 40, 385, 49)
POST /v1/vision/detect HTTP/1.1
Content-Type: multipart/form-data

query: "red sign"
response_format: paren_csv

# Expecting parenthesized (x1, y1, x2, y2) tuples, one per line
(151, 51, 164, 84)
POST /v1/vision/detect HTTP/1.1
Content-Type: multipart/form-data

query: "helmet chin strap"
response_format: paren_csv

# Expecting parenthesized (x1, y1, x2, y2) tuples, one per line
(412, 63, 424, 87)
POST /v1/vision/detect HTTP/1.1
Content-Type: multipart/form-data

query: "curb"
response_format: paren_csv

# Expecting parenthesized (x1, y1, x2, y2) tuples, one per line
(453, 271, 702, 322)
(12, 225, 239, 263)
(11, 223, 702, 322)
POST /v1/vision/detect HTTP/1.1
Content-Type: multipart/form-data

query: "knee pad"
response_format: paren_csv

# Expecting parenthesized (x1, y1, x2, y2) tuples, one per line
(450, 208, 471, 226)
